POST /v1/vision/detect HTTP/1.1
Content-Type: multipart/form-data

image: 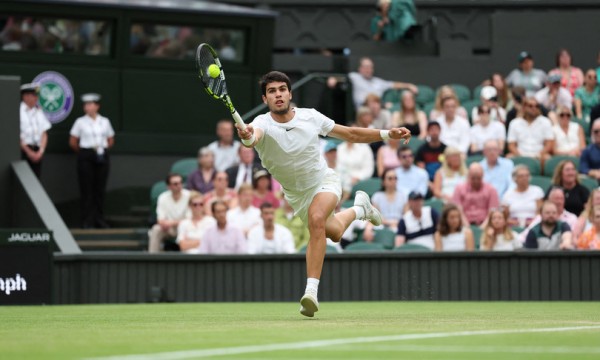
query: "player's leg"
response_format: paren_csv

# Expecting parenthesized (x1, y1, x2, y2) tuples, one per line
(325, 190, 383, 241)
(300, 191, 338, 317)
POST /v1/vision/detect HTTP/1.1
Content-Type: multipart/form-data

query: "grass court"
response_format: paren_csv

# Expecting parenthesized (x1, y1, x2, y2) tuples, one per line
(1, 302, 599, 359)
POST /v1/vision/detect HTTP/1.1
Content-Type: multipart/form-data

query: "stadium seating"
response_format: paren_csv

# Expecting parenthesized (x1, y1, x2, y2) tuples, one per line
(579, 175, 599, 192)
(415, 85, 435, 106)
(470, 224, 482, 250)
(424, 197, 444, 213)
(511, 156, 541, 176)
(466, 154, 484, 166)
(422, 101, 435, 117)
(461, 99, 480, 123)
(341, 177, 383, 209)
(472, 84, 483, 100)
(440, 84, 470, 103)
(373, 227, 396, 249)
(344, 241, 387, 252)
(393, 243, 431, 252)
(543, 155, 579, 177)
(170, 158, 197, 182)
(381, 88, 402, 108)
(150, 180, 168, 219)
(299, 244, 340, 254)
(572, 117, 589, 137)
(408, 137, 425, 154)
(529, 175, 553, 193)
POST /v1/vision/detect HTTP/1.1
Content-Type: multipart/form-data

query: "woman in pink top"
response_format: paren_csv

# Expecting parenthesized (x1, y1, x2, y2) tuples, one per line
(376, 137, 402, 176)
(548, 48, 584, 96)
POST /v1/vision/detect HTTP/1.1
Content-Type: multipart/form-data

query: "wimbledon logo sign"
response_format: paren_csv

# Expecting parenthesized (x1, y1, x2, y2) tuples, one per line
(32, 71, 74, 124)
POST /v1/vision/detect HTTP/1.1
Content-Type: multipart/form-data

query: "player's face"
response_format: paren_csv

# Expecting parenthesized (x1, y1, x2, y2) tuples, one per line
(263, 81, 292, 115)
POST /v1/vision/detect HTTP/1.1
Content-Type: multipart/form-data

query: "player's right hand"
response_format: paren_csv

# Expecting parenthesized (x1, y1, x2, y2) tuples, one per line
(236, 123, 254, 141)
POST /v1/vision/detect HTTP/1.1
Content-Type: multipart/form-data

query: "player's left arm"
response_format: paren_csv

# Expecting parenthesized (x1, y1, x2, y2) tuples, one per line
(328, 124, 411, 144)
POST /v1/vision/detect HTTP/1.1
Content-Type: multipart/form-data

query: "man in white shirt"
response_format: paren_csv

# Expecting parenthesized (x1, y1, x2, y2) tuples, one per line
(19, 83, 51, 178)
(208, 119, 241, 172)
(507, 97, 554, 160)
(148, 174, 191, 253)
(436, 97, 470, 154)
(226, 183, 261, 238)
(346, 57, 418, 109)
(236, 71, 411, 317)
(247, 203, 296, 254)
(535, 74, 573, 115)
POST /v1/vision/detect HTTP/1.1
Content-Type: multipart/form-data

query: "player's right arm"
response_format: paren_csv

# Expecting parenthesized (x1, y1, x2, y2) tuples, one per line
(236, 123, 263, 148)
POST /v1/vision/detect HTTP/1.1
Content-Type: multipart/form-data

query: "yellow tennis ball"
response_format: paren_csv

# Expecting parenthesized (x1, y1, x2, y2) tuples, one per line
(208, 64, 220, 78)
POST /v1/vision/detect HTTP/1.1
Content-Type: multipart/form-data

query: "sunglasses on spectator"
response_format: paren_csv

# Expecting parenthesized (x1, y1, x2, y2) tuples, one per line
(400, 154, 413, 159)
(386, 176, 398, 180)
(594, 129, 600, 135)
(559, 113, 571, 118)
(524, 103, 538, 107)
(479, 110, 490, 114)
(191, 202, 204, 207)
(170, 181, 182, 186)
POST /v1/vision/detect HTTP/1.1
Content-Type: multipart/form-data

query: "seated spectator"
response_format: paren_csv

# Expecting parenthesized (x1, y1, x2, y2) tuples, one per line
(363, 169, 407, 239)
(376, 137, 402, 177)
(580, 120, 600, 182)
(575, 205, 600, 250)
(391, 90, 427, 139)
(415, 121, 446, 181)
(429, 86, 468, 121)
(574, 69, 600, 122)
(226, 184, 261, 238)
(573, 189, 600, 240)
(553, 105, 586, 157)
(176, 192, 216, 254)
(336, 137, 374, 201)
(480, 140, 513, 198)
(247, 203, 296, 254)
(371, 0, 417, 42)
(434, 203, 475, 251)
(252, 169, 280, 209)
(452, 163, 499, 226)
(481, 207, 521, 251)
(518, 186, 578, 243)
(490, 73, 513, 111)
(505, 86, 526, 127)
(148, 173, 190, 253)
(203, 171, 238, 215)
(353, 106, 375, 128)
(364, 93, 392, 129)
(436, 96, 471, 154)
(505, 51, 547, 97)
(323, 141, 338, 170)
(186, 147, 216, 194)
(346, 57, 418, 109)
(469, 105, 506, 155)
(225, 145, 263, 191)
(502, 165, 544, 228)
(208, 119, 240, 172)
(199, 200, 247, 254)
(471, 86, 506, 125)
(534, 74, 573, 118)
(432, 147, 466, 202)
(524, 201, 573, 250)
(547, 160, 589, 216)
(548, 48, 584, 97)
(395, 145, 429, 197)
(275, 199, 310, 250)
(506, 97, 554, 160)
(395, 191, 439, 250)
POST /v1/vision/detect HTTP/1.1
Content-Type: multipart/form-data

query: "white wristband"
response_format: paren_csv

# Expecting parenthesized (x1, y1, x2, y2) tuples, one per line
(380, 130, 390, 141)
(241, 134, 255, 146)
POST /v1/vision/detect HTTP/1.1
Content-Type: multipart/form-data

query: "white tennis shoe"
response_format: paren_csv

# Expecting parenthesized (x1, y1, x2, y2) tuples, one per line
(354, 190, 382, 226)
(299, 289, 319, 317)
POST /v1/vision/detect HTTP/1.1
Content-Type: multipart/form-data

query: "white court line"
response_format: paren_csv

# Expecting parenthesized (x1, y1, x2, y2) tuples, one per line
(332, 344, 600, 354)
(86, 325, 600, 360)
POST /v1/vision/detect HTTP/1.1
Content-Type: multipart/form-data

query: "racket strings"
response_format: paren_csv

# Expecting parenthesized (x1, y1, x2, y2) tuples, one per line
(197, 46, 226, 97)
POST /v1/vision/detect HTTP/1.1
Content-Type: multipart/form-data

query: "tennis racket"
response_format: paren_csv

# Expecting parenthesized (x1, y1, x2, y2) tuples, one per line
(196, 43, 246, 130)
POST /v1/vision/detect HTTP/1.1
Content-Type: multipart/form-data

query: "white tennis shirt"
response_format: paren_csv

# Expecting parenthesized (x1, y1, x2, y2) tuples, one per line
(251, 108, 335, 192)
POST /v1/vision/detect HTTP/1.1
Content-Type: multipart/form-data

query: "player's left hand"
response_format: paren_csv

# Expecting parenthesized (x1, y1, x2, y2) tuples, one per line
(389, 127, 411, 144)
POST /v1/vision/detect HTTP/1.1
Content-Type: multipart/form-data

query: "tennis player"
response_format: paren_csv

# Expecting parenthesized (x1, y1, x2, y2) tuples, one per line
(237, 71, 411, 317)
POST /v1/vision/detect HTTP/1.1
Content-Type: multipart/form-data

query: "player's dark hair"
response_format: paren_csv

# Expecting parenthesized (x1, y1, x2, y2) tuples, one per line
(260, 71, 291, 96)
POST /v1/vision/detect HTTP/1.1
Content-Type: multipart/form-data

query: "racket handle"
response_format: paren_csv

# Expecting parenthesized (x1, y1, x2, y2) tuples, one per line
(232, 111, 246, 131)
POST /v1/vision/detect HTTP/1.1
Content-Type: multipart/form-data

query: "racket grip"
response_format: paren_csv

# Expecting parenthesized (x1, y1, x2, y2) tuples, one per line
(232, 111, 246, 131)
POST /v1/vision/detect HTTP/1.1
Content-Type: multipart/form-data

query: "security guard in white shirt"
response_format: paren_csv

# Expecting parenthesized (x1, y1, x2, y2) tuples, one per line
(69, 93, 115, 228)
(20, 83, 52, 178)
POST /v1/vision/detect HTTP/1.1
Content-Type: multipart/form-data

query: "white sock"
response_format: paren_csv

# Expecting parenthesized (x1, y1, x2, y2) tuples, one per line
(353, 206, 365, 220)
(305, 278, 320, 295)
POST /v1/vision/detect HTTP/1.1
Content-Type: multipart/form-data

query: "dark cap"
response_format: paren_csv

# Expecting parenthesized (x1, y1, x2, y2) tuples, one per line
(518, 51, 533, 63)
(408, 191, 424, 200)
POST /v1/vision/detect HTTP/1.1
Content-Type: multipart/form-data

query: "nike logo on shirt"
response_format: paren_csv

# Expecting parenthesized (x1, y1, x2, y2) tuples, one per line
(285, 127, 296, 132)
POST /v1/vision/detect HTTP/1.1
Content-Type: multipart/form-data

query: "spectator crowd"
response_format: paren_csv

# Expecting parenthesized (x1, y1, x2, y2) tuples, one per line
(149, 49, 600, 254)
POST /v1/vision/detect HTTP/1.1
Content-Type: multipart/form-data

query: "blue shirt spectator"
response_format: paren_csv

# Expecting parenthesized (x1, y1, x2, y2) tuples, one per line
(579, 120, 600, 183)
(480, 140, 514, 197)
(395, 146, 429, 196)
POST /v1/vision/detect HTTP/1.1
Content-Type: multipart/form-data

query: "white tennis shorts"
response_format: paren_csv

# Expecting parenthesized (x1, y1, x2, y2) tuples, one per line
(283, 167, 342, 225)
